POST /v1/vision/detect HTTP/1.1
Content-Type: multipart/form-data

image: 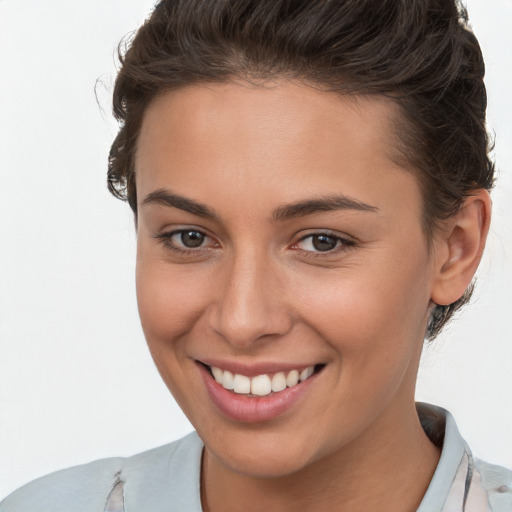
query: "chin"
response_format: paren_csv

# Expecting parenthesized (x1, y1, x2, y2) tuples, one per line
(203, 428, 320, 479)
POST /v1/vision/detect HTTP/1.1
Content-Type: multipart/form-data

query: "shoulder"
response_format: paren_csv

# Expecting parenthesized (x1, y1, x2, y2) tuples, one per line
(473, 458, 512, 511)
(0, 433, 201, 512)
(0, 456, 125, 512)
(416, 403, 512, 512)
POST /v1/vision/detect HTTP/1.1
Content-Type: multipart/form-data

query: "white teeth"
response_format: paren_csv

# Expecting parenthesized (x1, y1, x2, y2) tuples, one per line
(223, 370, 234, 390)
(271, 372, 287, 392)
(251, 374, 272, 396)
(233, 374, 251, 394)
(300, 366, 314, 382)
(210, 365, 317, 397)
(211, 366, 223, 384)
(286, 369, 299, 387)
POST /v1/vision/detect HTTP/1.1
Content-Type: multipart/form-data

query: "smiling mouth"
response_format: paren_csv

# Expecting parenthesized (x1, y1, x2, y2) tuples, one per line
(204, 364, 325, 397)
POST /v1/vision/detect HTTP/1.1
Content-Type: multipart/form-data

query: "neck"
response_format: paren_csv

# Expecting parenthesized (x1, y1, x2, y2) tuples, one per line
(201, 402, 440, 512)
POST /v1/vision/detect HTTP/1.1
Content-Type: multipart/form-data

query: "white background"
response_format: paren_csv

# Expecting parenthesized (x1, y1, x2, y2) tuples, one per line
(0, 0, 511, 500)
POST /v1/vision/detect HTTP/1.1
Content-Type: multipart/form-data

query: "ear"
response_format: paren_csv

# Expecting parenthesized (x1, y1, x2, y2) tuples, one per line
(431, 189, 492, 306)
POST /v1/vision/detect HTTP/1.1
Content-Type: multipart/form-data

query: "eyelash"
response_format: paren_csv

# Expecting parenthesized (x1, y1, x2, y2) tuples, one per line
(154, 229, 217, 256)
(293, 232, 355, 258)
(154, 229, 355, 258)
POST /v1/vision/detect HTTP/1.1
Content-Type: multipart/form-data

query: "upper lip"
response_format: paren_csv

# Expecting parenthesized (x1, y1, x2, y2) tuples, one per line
(197, 359, 322, 377)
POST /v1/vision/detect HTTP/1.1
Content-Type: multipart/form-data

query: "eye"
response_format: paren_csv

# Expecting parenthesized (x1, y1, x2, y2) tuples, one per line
(174, 230, 206, 248)
(155, 228, 217, 254)
(294, 232, 352, 254)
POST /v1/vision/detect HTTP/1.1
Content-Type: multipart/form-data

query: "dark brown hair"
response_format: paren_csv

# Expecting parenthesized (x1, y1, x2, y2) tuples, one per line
(108, 0, 494, 339)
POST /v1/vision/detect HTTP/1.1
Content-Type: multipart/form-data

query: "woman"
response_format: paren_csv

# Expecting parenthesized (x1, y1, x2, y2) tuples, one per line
(1, 0, 511, 511)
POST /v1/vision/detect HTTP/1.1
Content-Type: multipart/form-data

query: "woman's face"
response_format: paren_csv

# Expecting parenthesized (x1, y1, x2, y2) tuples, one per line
(135, 81, 437, 477)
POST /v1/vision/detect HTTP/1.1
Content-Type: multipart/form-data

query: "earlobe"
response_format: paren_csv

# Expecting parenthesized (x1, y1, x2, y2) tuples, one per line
(431, 189, 492, 306)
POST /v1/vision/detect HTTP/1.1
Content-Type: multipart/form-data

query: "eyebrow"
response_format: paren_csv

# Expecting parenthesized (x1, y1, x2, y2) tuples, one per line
(141, 189, 378, 221)
(272, 194, 379, 221)
(142, 189, 219, 220)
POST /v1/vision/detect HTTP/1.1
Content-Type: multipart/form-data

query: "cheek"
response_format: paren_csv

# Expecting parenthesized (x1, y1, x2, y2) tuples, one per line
(288, 257, 431, 438)
(135, 253, 209, 349)
(292, 251, 432, 357)
(135, 253, 215, 413)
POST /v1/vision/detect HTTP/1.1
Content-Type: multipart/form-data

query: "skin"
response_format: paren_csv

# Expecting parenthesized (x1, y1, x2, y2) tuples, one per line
(134, 81, 490, 512)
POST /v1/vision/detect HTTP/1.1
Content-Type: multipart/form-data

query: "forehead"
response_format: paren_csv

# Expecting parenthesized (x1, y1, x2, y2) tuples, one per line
(136, 80, 401, 166)
(135, 81, 421, 223)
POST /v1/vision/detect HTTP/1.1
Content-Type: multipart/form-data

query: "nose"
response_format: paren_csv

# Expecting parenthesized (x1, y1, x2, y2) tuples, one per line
(208, 249, 293, 348)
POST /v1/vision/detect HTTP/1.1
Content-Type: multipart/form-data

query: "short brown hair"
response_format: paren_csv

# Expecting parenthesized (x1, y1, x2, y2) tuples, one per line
(108, 0, 494, 339)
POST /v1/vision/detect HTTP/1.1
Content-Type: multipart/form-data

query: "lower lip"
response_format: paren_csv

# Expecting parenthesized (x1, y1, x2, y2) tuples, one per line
(198, 363, 320, 423)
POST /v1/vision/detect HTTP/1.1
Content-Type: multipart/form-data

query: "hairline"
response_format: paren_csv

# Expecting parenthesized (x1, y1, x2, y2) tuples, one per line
(131, 76, 438, 246)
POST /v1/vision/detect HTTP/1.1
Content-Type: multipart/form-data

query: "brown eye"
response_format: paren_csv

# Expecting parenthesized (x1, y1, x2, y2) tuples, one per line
(155, 229, 214, 254)
(311, 234, 338, 252)
(180, 230, 205, 248)
(296, 233, 343, 253)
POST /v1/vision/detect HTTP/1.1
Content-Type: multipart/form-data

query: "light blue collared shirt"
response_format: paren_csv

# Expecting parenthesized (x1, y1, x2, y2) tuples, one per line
(1, 404, 511, 511)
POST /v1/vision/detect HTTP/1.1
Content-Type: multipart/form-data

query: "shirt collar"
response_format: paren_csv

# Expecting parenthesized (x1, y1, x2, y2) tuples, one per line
(416, 402, 475, 511)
